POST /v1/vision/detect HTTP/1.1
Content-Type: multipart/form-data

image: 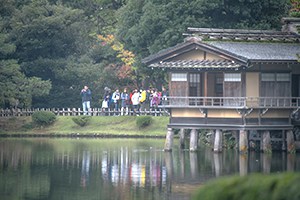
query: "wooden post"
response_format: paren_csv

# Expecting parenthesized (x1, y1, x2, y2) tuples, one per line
(287, 154, 295, 171)
(190, 129, 198, 151)
(189, 152, 198, 177)
(213, 129, 222, 152)
(286, 130, 295, 154)
(179, 128, 185, 149)
(204, 72, 208, 97)
(262, 130, 272, 153)
(239, 154, 248, 176)
(164, 152, 173, 193)
(164, 128, 174, 151)
(239, 130, 248, 153)
(262, 153, 271, 173)
(213, 153, 222, 177)
(179, 150, 185, 178)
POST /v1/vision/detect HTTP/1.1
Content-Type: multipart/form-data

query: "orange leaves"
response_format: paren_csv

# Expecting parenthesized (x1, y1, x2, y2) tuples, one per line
(290, 0, 300, 16)
(97, 34, 136, 79)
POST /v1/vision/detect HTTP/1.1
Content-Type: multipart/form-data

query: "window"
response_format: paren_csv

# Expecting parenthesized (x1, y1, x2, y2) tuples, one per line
(189, 73, 201, 97)
(261, 73, 290, 82)
(276, 73, 290, 82)
(262, 73, 275, 81)
(171, 73, 187, 81)
(261, 73, 291, 99)
(189, 73, 201, 83)
(215, 74, 223, 97)
(224, 73, 241, 82)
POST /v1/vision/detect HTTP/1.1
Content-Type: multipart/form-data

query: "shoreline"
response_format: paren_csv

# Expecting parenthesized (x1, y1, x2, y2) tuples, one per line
(0, 115, 169, 138)
(0, 133, 166, 138)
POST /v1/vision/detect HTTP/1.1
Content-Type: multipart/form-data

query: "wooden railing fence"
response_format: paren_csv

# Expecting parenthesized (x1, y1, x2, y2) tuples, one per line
(0, 108, 170, 117)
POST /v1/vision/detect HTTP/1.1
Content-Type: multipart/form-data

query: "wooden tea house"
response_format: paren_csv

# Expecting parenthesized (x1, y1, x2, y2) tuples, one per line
(142, 18, 300, 153)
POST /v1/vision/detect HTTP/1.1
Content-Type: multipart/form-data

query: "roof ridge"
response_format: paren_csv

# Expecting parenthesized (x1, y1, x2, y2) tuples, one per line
(187, 27, 287, 34)
(185, 27, 300, 42)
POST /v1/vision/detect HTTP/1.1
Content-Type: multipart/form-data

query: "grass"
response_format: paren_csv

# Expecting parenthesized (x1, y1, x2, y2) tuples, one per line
(0, 116, 169, 137)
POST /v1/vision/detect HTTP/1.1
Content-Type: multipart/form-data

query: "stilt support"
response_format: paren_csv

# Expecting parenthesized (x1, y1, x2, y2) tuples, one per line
(189, 129, 198, 151)
(286, 130, 295, 154)
(213, 129, 222, 152)
(262, 130, 272, 153)
(239, 130, 248, 153)
(164, 128, 174, 151)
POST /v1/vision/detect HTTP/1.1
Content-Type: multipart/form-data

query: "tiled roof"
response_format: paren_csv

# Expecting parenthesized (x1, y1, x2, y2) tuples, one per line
(205, 41, 300, 61)
(149, 59, 242, 70)
(187, 27, 300, 42)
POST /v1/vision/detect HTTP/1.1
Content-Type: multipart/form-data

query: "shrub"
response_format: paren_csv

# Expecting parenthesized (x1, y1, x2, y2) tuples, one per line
(72, 116, 91, 127)
(136, 116, 153, 129)
(192, 173, 300, 200)
(32, 111, 56, 127)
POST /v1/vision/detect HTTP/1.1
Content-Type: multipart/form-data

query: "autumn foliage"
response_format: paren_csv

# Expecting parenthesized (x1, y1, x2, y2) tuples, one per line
(97, 34, 136, 80)
(290, 0, 300, 17)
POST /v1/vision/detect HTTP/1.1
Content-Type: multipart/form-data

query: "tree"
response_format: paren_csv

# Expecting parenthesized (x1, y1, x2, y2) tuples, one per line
(0, 0, 292, 108)
(9, 0, 92, 62)
(0, 13, 51, 108)
(0, 59, 51, 108)
(116, 0, 290, 88)
(290, 0, 300, 17)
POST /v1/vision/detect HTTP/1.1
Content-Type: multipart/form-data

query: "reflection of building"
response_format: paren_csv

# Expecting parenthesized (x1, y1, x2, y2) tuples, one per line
(81, 151, 90, 188)
(150, 162, 161, 186)
(1, 140, 300, 200)
(99, 148, 167, 188)
(101, 152, 108, 181)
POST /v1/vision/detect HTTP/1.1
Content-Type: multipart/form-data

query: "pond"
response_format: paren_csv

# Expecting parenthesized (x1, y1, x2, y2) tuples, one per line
(0, 138, 299, 200)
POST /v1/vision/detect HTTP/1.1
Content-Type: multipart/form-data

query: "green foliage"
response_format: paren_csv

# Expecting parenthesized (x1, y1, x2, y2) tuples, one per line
(136, 116, 153, 129)
(223, 133, 237, 149)
(32, 111, 56, 127)
(72, 116, 91, 127)
(290, 0, 300, 17)
(117, 0, 290, 88)
(0, 0, 292, 108)
(0, 59, 51, 108)
(10, 0, 91, 62)
(117, 0, 290, 56)
(192, 173, 300, 200)
(21, 122, 34, 130)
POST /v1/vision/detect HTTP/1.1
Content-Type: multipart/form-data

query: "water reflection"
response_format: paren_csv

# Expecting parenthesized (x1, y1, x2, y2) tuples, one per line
(0, 138, 300, 200)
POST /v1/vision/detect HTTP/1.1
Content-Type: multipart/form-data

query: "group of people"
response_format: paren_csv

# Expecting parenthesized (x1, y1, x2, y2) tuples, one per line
(80, 85, 168, 116)
(102, 87, 168, 116)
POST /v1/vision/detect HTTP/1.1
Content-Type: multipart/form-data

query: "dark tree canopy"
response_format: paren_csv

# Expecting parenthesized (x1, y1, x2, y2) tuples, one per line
(0, 0, 292, 108)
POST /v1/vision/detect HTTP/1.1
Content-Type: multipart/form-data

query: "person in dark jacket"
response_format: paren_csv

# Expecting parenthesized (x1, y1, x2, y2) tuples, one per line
(80, 85, 92, 115)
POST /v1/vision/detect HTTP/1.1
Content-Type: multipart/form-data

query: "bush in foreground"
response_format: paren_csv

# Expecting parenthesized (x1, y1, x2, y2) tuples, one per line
(32, 111, 56, 127)
(72, 116, 91, 127)
(136, 116, 153, 129)
(192, 173, 300, 200)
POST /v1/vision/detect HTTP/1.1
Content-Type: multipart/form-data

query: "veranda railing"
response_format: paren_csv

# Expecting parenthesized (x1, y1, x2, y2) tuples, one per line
(160, 96, 300, 109)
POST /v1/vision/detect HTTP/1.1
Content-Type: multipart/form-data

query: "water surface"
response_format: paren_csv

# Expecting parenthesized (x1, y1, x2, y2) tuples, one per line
(0, 138, 299, 200)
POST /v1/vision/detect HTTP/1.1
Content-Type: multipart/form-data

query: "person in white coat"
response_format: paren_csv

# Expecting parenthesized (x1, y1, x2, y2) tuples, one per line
(131, 89, 140, 116)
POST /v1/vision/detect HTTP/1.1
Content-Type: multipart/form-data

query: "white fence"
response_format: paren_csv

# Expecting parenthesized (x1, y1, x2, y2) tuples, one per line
(0, 107, 170, 117)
